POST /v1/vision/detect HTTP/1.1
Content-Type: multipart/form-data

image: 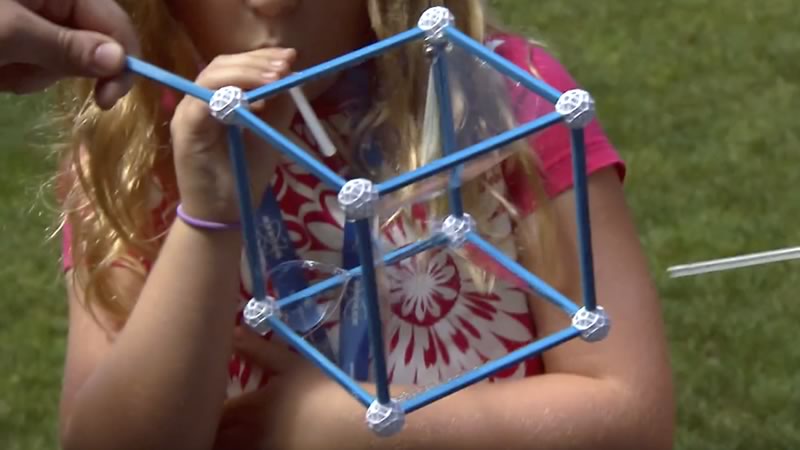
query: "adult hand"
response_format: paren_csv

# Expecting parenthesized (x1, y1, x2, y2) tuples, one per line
(0, 0, 140, 109)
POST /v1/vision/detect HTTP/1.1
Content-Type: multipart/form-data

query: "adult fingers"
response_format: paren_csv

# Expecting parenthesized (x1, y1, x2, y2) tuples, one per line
(68, 0, 140, 109)
(18, 0, 141, 108)
(5, 5, 126, 78)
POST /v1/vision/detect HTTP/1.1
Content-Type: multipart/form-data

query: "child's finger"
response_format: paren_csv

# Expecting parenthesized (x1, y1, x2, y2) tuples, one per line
(232, 326, 301, 373)
(194, 66, 278, 91)
(211, 48, 296, 80)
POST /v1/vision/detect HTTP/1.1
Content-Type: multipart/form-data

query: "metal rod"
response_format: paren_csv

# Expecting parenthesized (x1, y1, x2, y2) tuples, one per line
(402, 326, 581, 413)
(466, 233, 580, 316)
(443, 28, 563, 104)
(235, 108, 347, 190)
(247, 27, 426, 102)
(377, 112, 563, 196)
(126, 57, 213, 102)
(570, 129, 597, 311)
(266, 316, 374, 407)
(667, 246, 800, 278)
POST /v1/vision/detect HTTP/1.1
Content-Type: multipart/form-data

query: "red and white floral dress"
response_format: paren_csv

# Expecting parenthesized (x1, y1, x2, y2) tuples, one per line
(62, 33, 625, 398)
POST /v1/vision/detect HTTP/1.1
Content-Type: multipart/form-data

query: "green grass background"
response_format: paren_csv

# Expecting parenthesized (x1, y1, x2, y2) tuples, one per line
(2, 0, 799, 448)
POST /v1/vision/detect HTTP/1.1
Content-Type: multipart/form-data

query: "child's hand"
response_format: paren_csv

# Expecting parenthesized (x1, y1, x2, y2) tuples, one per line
(214, 327, 356, 450)
(170, 47, 297, 223)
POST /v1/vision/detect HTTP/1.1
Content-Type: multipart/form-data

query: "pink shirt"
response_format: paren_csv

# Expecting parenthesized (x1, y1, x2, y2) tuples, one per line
(63, 33, 625, 397)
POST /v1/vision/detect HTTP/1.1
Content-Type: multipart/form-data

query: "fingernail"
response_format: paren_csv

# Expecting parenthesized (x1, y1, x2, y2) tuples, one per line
(270, 60, 285, 69)
(93, 42, 125, 74)
(262, 72, 278, 80)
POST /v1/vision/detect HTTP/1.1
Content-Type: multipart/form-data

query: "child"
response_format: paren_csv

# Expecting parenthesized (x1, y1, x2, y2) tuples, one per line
(54, 1, 675, 449)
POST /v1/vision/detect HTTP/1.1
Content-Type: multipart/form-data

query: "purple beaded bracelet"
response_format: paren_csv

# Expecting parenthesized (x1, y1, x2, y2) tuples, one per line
(176, 204, 240, 231)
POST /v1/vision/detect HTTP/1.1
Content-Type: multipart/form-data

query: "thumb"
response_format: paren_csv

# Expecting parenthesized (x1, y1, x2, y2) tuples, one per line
(17, 9, 126, 78)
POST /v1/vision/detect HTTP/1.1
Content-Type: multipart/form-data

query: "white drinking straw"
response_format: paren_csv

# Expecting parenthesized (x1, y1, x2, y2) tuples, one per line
(289, 87, 337, 157)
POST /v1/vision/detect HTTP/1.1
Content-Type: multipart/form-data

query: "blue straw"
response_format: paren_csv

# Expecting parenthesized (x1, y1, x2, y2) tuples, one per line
(266, 316, 374, 407)
(444, 28, 563, 104)
(570, 129, 597, 311)
(226, 126, 267, 301)
(126, 56, 212, 102)
(235, 109, 347, 190)
(247, 28, 426, 102)
(378, 112, 563, 196)
(277, 233, 447, 310)
(466, 233, 580, 316)
(430, 47, 464, 216)
(402, 326, 580, 413)
(353, 219, 392, 404)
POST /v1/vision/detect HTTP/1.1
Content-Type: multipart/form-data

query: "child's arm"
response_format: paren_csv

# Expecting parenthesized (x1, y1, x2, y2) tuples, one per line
(323, 168, 674, 450)
(58, 47, 298, 450)
(59, 223, 243, 450)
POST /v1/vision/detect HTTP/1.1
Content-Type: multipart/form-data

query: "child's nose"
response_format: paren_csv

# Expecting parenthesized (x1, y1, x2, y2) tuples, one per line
(247, 0, 300, 18)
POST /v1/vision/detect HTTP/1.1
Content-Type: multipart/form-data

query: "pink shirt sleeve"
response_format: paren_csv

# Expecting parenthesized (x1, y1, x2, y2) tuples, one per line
(62, 220, 74, 272)
(492, 34, 626, 216)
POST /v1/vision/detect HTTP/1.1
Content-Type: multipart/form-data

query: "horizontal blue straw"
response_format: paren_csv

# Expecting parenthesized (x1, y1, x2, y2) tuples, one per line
(126, 56, 212, 102)
(227, 127, 267, 301)
(402, 326, 581, 413)
(378, 112, 563, 196)
(247, 27, 426, 102)
(444, 28, 563, 104)
(277, 233, 447, 309)
(235, 108, 347, 191)
(265, 315, 374, 407)
(570, 129, 597, 311)
(466, 233, 580, 316)
(353, 219, 391, 405)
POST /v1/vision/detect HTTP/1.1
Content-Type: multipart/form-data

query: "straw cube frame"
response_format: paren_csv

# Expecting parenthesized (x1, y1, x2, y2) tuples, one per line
(124, 7, 610, 437)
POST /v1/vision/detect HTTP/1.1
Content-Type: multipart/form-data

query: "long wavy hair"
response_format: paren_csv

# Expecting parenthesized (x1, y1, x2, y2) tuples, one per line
(53, 0, 561, 324)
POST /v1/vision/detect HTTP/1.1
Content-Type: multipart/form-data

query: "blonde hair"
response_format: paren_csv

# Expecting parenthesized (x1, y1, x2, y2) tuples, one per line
(54, 0, 559, 323)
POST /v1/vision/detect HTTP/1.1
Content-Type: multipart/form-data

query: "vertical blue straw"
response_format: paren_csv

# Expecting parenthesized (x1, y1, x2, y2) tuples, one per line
(353, 219, 391, 404)
(570, 128, 597, 311)
(430, 45, 464, 217)
(226, 126, 267, 301)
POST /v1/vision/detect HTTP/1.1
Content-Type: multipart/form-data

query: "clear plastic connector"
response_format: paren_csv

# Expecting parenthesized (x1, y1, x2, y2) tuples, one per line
(555, 89, 596, 129)
(338, 178, 380, 221)
(209, 86, 248, 124)
(440, 213, 476, 249)
(365, 399, 406, 437)
(242, 296, 278, 336)
(571, 306, 611, 342)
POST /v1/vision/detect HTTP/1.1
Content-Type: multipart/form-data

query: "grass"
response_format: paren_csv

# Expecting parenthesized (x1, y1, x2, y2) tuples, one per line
(2, 0, 799, 448)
